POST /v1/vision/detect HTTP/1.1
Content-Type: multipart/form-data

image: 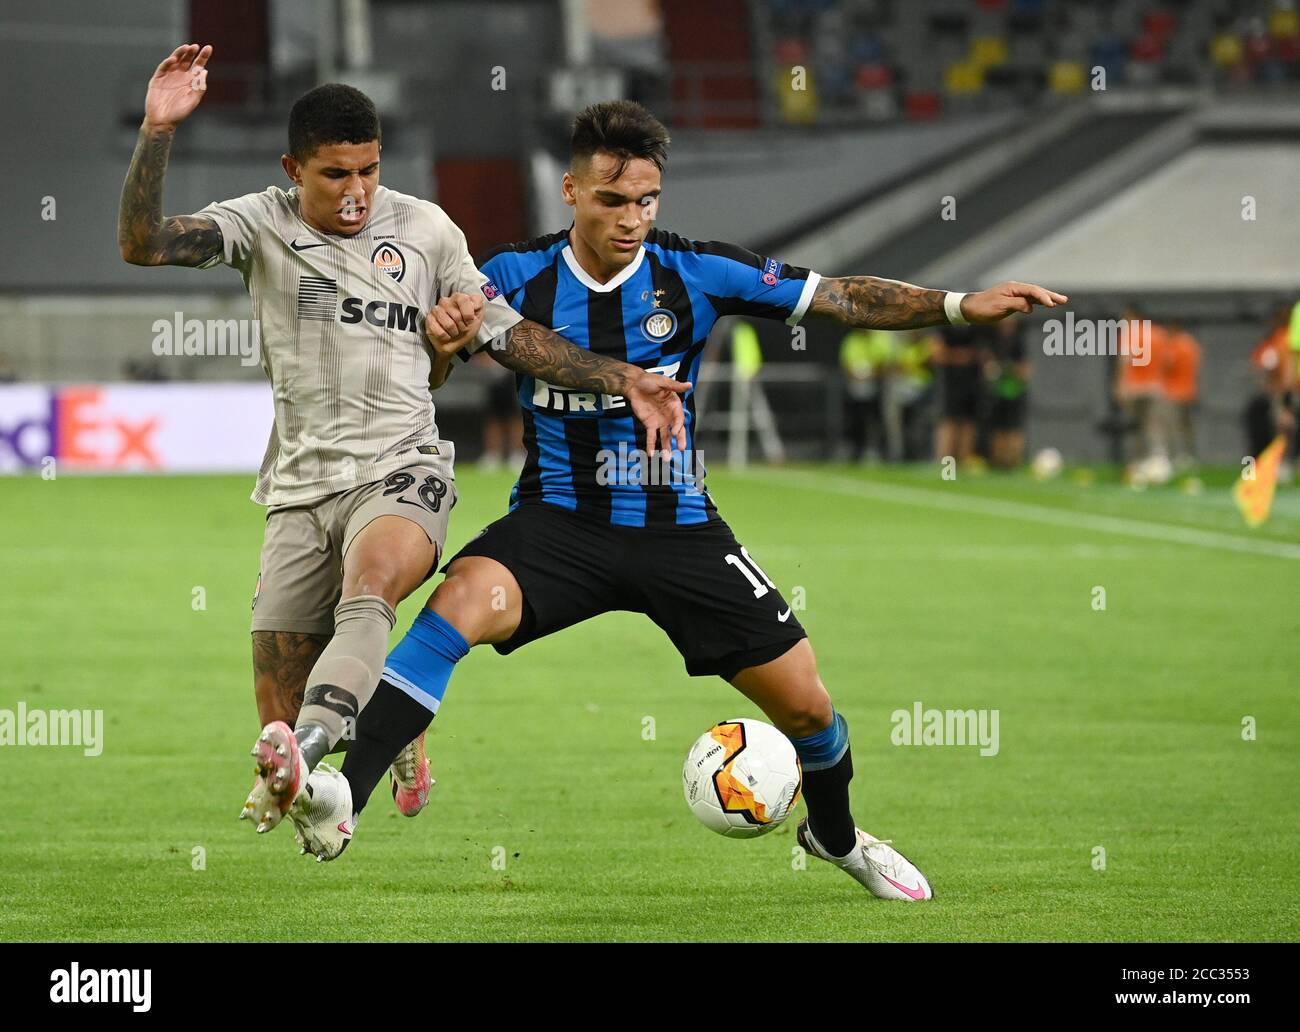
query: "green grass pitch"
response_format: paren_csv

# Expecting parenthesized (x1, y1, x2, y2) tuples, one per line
(1, 464, 1297, 942)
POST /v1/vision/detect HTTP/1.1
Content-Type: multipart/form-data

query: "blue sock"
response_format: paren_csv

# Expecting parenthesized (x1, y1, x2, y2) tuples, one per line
(380, 610, 470, 715)
(791, 710, 849, 771)
(791, 710, 856, 856)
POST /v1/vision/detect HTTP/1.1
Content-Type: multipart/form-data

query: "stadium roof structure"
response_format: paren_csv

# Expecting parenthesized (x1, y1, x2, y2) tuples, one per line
(982, 140, 1299, 293)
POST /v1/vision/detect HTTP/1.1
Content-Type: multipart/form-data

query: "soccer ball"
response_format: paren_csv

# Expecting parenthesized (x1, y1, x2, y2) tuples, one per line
(1031, 447, 1063, 480)
(682, 718, 802, 838)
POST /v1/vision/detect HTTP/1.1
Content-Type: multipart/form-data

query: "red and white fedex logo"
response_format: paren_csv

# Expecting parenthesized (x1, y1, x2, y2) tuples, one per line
(2, 383, 274, 474)
(57, 387, 162, 469)
(0, 386, 162, 470)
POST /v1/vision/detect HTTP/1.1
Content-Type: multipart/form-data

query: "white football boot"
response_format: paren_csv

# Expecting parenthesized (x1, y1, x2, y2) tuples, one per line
(389, 730, 434, 817)
(289, 763, 355, 862)
(797, 819, 934, 900)
(240, 720, 308, 833)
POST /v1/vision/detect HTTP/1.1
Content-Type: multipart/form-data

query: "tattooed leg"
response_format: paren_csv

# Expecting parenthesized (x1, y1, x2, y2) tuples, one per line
(251, 630, 329, 727)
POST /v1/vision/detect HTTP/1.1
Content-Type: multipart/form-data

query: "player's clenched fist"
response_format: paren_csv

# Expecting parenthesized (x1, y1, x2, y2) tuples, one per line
(143, 44, 213, 132)
(425, 292, 485, 356)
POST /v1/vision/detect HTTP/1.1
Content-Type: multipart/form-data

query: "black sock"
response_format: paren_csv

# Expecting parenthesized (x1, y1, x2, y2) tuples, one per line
(295, 722, 333, 772)
(803, 743, 856, 857)
(340, 678, 434, 815)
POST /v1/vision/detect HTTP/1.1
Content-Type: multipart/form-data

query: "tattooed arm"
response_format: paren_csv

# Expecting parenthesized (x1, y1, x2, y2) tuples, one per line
(118, 44, 222, 267)
(118, 126, 223, 267)
(491, 319, 648, 396)
(808, 277, 1068, 329)
(491, 319, 692, 452)
(424, 293, 692, 450)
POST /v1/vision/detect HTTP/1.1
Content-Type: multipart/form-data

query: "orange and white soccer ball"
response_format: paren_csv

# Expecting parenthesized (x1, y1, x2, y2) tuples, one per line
(682, 718, 802, 838)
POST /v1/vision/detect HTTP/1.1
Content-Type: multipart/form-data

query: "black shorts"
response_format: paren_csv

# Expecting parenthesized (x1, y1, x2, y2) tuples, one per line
(940, 368, 982, 420)
(445, 503, 807, 680)
(487, 377, 518, 420)
(987, 396, 1027, 430)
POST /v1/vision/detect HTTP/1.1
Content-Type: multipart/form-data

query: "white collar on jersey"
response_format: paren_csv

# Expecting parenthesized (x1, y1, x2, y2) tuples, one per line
(561, 243, 645, 293)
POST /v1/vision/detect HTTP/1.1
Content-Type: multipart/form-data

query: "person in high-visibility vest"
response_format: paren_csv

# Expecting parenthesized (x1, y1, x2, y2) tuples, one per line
(1287, 298, 1300, 469)
(894, 330, 937, 461)
(839, 329, 893, 461)
(731, 319, 763, 379)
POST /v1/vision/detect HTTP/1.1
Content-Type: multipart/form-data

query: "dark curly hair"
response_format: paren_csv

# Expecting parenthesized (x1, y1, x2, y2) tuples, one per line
(570, 100, 670, 181)
(288, 83, 381, 163)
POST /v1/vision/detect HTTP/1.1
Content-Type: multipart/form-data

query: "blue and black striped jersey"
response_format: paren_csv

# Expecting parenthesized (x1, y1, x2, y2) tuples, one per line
(462, 228, 821, 527)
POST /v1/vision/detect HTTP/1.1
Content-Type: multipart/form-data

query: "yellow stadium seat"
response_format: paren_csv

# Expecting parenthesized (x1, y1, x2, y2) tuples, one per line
(970, 36, 1009, 68)
(775, 66, 819, 124)
(1210, 32, 1244, 66)
(1049, 60, 1086, 94)
(1269, 8, 1299, 38)
(945, 60, 985, 94)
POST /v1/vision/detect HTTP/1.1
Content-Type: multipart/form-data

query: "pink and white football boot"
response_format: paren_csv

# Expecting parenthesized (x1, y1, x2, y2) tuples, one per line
(290, 763, 355, 862)
(797, 819, 934, 901)
(239, 720, 307, 833)
(389, 730, 433, 817)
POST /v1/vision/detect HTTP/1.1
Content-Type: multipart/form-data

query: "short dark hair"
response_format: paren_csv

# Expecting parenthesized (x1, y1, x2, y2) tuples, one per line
(288, 84, 381, 163)
(570, 100, 670, 181)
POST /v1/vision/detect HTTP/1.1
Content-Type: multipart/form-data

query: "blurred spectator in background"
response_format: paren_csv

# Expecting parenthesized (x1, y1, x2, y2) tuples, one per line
(122, 358, 168, 382)
(1248, 298, 1300, 480)
(474, 351, 524, 472)
(984, 318, 1029, 469)
(838, 327, 892, 462)
(0, 352, 17, 383)
(934, 323, 991, 464)
(890, 330, 938, 462)
(1290, 296, 1300, 472)
(1162, 319, 1202, 470)
(587, 0, 669, 110)
(1115, 303, 1169, 470)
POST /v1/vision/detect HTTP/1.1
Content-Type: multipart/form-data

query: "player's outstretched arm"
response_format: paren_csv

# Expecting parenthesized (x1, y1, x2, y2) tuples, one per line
(118, 44, 223, 267)
(494, 320, 692, 453)
(808, 277, 1067, 329)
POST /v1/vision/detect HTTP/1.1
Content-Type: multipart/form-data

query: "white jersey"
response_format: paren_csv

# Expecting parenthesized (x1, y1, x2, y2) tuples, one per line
(197, 184, 522, 506)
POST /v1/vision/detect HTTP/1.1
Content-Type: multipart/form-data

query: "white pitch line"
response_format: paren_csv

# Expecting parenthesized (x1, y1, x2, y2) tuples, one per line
(738, 469, 1300, 561)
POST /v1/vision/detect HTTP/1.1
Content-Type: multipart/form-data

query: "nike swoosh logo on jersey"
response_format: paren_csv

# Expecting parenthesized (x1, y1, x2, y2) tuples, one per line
(290, 238, 327, 251)
(552, 325, 571, 333)
(778, 608, 792, 622)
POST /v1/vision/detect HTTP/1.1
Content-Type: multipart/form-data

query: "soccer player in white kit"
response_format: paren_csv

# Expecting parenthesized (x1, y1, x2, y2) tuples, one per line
(118, 45, 690, 846)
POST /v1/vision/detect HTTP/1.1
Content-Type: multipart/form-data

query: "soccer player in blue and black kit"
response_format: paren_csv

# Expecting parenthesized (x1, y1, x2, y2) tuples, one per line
(310, 102, 1066, 897)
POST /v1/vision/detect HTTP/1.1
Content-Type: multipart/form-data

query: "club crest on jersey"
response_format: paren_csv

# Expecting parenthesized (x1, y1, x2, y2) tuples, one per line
(761, 257, 783, 287)
(482, 278, 501, 301)
(371, 242, 406, 282)
(641, 307, 678, 343)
